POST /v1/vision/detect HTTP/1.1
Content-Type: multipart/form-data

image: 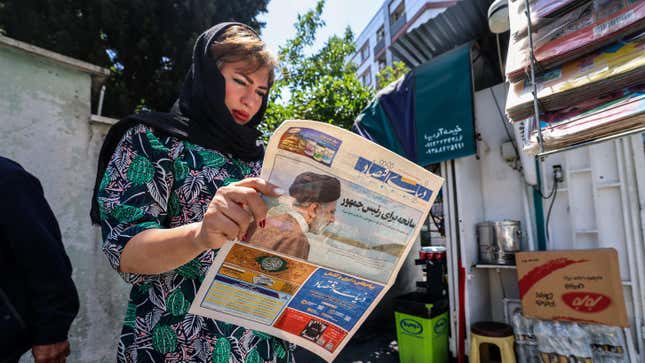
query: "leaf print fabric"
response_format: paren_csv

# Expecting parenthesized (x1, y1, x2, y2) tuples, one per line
(98, 125, 294, 362)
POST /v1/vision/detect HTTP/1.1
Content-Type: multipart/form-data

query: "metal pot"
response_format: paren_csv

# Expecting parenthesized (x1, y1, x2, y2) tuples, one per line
(476, 220, 522, 265)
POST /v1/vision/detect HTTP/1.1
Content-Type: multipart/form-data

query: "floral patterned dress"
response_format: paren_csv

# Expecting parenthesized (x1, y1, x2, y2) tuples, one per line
(97, 124, 296, 363)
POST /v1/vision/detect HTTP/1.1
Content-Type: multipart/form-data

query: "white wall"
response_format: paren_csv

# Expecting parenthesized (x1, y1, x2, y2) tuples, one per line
(0, 42, 129, 362)
(451, 83, 529, 337)
(537, 134, 645, 359)
(450, 83, 645, 361)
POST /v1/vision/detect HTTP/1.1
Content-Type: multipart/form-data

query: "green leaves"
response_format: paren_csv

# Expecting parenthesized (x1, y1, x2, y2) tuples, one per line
(263, 0, 373, 137)
(127, 155, 155, 185)
(173, 159, 190, 182)
(0, 0, 270, 117)
(167, 289, 190, 316)
(212, 337, 231, 363)
(376, 61, 410, 90)
(176, 259, 202, 280)
(152, 324, 177, 354)
(244, 348, 261, 363)
(110, 204, 144, 224)
(124, 303, 137, 329)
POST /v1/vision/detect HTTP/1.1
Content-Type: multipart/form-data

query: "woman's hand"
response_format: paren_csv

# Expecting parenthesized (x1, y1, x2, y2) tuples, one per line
(32, 341, 70, 363)
(194, 178, 283, 250)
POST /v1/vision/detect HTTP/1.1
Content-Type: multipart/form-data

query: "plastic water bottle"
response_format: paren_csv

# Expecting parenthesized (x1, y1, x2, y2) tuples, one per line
(584, 324, 627, 363)
(511, 311, 541, 363)
(534, 320, 558, 363)
(564, 322, 593, 362)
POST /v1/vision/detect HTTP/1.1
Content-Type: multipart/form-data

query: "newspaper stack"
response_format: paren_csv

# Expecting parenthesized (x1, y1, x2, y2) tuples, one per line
(506, 32, 645, 121)
(520, 86, 645, 154)
(506, 0, 645, 82)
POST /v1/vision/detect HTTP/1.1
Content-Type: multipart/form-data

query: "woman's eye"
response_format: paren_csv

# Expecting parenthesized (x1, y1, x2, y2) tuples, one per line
(256, 90, 267, 97)
(233, 78, 246, 86)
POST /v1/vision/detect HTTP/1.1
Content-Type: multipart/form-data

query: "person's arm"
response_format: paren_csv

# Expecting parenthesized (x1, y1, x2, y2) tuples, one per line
(119, 177, 280, 274)
(0, 168, 79, 362)
(98, 125, 280, 277)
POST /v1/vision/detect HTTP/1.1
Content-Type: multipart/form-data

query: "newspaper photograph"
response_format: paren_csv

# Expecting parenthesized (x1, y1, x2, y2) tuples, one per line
(190, 120, 444, 361)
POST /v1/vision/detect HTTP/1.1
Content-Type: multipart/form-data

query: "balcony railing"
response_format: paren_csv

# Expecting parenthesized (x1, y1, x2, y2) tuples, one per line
(390, 13, 407, 39)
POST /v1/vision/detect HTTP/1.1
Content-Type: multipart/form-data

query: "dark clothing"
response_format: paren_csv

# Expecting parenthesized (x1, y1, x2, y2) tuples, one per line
(90, 112, 190, 224)
(176, 22, 266, 161)
(0, 157, 79, 360)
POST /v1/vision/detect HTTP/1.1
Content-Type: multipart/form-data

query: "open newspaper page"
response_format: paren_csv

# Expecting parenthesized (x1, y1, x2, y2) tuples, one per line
(190, 120, 444, 361)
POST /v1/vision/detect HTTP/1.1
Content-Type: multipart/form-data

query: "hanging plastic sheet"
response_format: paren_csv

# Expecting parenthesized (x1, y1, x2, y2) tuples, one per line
(353, 45, 476, 166)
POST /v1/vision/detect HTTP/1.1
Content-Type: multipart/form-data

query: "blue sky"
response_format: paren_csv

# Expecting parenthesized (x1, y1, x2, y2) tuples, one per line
(258, 0, 383, 56)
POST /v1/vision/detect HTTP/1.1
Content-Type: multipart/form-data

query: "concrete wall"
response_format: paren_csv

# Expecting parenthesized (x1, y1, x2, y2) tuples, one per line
(0, 41, 128, 362)
(452, 84, 528, 326)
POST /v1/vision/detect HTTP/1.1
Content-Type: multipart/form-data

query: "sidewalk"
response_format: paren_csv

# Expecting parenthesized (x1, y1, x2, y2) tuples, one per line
(293, 321, 400, 363)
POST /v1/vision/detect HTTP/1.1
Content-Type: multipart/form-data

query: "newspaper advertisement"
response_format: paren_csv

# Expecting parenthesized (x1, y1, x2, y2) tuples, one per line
(189, 120, 444, 361)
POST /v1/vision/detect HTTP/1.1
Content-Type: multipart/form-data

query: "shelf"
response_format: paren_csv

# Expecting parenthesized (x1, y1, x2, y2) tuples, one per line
(473, 264, 517, 270)
(595, 182, 622, 189)
(538, 125, 645, 158)
(575, 229, 598, 234)
(569, 168, 592, 174)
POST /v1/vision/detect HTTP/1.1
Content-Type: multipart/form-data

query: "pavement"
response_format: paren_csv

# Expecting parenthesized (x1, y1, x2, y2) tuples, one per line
(293, 323, 400, 363)
(295, 327, 399, 363)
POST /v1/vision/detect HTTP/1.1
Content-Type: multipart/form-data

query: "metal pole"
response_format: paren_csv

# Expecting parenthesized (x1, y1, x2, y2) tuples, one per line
(524, 0, 544, 154)
(97, 85, 106, 116)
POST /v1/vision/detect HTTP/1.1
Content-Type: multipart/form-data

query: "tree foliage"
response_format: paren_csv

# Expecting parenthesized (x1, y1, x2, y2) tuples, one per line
(262, 0, 373, 136)
(376, 60, 410, 90)
(0, 0, 269, 117)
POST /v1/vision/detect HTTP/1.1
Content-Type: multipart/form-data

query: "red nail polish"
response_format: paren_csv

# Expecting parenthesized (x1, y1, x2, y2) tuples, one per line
(259, 219, 266, 228)
(240, 234, 248, 241)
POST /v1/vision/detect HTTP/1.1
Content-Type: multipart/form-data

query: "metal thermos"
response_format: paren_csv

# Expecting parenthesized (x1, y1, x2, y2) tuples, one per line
(476, 220, 522, 265)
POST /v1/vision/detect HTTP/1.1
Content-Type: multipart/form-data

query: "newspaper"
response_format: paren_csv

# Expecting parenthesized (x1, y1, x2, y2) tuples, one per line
(189, 120, 444, 362)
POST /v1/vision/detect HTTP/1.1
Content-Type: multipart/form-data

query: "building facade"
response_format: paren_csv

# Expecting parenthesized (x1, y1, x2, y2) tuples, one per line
(348, 0, 457, 88)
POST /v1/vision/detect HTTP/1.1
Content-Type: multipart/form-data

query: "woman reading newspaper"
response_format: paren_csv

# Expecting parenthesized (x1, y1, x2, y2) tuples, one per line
(90, 23, 296, 362)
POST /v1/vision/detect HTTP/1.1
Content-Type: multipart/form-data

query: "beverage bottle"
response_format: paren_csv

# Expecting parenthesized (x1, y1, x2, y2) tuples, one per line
(534, 320, 559, 363)
(584, 323, 627, 363)
(564, 322, 593, 363)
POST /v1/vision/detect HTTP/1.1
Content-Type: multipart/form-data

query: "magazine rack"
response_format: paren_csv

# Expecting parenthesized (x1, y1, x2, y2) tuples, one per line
(522, 0, 645, 157)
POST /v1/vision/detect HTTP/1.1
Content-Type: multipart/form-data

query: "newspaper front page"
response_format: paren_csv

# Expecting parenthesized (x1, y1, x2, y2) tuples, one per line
(189, 120, 444, 361)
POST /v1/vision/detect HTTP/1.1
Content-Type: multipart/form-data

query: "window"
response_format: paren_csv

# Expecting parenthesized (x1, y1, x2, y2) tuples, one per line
(360, 42, 369, 63)
(377, 56, 387, 72)
(360, 70, 371, 87)
(376, 26, 385, 42)
(389, 1, 405, 23)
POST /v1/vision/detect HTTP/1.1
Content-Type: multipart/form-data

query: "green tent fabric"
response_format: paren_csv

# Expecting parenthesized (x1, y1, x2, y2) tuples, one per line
(353, 45, 476, 166)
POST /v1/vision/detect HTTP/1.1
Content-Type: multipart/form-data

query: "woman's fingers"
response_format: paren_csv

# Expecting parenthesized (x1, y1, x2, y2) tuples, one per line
(222, 186, 268, 227)
(199, 178, 283, 249)
(213, 194, 254, 238)
(202, 208, 239, 242)
(232, 177, 284, 197)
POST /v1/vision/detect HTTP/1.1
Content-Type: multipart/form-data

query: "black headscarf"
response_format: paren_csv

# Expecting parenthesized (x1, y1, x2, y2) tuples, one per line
(90, 22, 269, 224)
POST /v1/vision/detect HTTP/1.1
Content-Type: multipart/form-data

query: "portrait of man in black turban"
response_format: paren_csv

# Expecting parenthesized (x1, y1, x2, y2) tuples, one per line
(247, 172, 341, 260)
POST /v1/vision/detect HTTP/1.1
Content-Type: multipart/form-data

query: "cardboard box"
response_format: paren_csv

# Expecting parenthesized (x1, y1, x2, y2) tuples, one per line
(515, 248, 628, 327)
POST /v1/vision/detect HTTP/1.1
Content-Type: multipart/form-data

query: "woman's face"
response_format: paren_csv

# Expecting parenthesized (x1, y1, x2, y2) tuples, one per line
(220, 61, 270, 125)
